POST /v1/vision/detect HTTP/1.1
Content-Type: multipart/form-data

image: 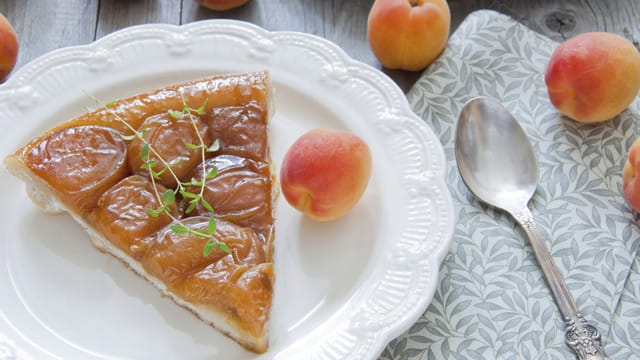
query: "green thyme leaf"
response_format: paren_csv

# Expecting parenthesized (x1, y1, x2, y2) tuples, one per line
(105, 99, 119, 107)
(201, 198, 214, 212)
(184, 142, 200, 150)
(203, 239, 215, 257)
(120, 133, 136, 141)
(205, 166, 218, 179)
(186, 180, 203, 187)
(148, 207, 164, 217)
(162, 190, 175, 205)
(195, 99, 208, 115)
(141, 143, 150, 161)
(170, 224, 189, 235)
(207, 217, 216, 235)
(151, 168, 166, 179)
(185, 200, 198, 214)
(140, 159, 157, 170)
(140, 128, 148, 137)
(206, 139, 220, 153)
(168, 109, 183, 119)
(217, 242, 231, 254)
(180, 190, 199, 199)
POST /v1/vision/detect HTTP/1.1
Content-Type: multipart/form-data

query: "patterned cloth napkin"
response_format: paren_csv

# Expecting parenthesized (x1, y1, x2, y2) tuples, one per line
(379, 10, 640, 359)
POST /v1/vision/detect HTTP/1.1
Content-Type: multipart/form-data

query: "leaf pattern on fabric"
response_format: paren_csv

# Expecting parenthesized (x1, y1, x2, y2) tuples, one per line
(380, 9, 640, 359)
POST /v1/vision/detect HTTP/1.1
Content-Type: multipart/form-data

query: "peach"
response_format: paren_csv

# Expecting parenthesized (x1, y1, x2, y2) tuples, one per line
(0, 12, 18, 82)
(196, 0, 249, 11)
(367, 0, 450, 71)
(544, 32, 640, 123)
(280, 128, 372, 222)
(623, 138, 640, 212)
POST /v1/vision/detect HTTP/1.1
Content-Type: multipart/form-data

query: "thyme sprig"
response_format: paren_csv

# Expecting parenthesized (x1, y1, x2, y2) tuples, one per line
(94, 95, 229, 257)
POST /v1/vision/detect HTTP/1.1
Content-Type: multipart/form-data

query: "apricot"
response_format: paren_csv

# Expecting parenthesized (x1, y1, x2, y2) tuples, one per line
(143, 218, 265, 284)
(545, 32, 640, 123)
(367, 0, 450, 71)
(0, 12, 18, 82)
(207, 102, 268, 162)
(280, 128, 372, 222)
(88, 175, 179, 259)
(186, 155, 273, 237)
(128, 112, 211, 189)
(196, 0, 249, 11)
(25, 125, 128, 214)
(623, 139, 640, 212)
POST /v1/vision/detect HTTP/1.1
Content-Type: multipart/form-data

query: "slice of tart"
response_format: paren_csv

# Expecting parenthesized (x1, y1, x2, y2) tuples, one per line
(4, 71, 276, 353)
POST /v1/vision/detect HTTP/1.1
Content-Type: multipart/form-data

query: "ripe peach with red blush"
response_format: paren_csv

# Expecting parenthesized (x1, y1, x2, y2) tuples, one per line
(0, 12, 18, 82)
(280, 128, 372, 221)
(545, 32, 640, 123)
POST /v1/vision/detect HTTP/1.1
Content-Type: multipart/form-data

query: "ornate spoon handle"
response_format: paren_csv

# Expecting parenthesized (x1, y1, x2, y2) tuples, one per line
(512, 207, 609, 360)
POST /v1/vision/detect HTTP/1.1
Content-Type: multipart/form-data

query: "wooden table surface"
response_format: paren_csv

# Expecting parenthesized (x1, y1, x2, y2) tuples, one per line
(1, 0, 639, 92)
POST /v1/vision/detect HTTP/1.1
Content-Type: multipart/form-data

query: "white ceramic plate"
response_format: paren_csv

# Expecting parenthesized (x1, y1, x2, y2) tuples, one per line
(0, 20, 454, 360)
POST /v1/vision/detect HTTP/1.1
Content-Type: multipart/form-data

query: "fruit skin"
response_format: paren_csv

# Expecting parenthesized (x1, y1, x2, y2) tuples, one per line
(280, 128, 372, 222)
(0, 12, 18, 82)
(544, 32, 640, 123)
(623, 139, 640, 212)
(367, 0, 450, 71)
(197, 0, 249, 11)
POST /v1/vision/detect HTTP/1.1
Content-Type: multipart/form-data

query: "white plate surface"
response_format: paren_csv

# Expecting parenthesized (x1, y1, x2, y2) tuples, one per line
(0, 20, 454, 360)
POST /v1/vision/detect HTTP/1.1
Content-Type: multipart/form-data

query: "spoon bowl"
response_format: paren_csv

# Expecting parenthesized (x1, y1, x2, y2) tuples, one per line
(455, 97, 538, 213)
(455, 96, 608, 360)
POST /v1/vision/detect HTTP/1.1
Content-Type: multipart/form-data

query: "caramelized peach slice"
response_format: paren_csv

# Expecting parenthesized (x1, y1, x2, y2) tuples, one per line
(128, 112, 211, 189)
(207, 101, 268, 161)
(185, 155, 273, 237)
(25, 125, 128, 214)
(181, 262, 273, 337)
(88, 175, 179, 259)
(142, 218, 266, 285)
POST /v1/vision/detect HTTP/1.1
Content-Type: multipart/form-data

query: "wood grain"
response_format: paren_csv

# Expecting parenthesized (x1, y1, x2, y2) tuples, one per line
(1, 0, 639, 92)
(96, 0, 181, 38)
(449, 0, 640, 45)
(0, 0, 97, 74)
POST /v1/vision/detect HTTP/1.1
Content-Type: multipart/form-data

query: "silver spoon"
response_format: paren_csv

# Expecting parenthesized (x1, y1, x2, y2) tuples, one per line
(455, 96, 608, 360)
